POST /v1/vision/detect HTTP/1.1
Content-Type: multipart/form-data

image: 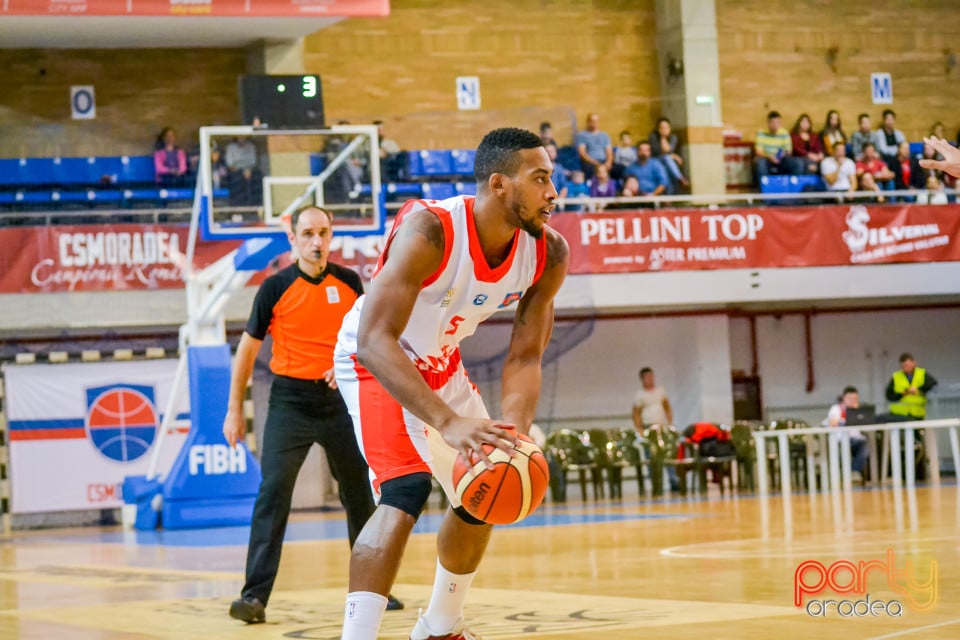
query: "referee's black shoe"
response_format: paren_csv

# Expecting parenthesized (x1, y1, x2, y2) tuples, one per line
(387, 594, 405, 610)
(229, 596, 266, 623)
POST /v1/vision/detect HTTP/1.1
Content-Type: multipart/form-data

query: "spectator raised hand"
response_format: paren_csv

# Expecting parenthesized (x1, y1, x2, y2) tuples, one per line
(920, 136, 960, 178)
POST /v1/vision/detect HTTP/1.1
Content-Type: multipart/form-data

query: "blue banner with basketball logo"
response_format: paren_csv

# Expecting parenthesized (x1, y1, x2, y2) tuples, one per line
(3, 359, 190, 513)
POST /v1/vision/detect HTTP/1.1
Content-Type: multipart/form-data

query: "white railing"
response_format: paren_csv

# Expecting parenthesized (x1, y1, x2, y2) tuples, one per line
(754, 418, 960, 499)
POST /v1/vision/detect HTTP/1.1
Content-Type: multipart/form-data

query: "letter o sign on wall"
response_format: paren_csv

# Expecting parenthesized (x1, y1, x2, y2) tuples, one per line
(71, 86, 96, 120)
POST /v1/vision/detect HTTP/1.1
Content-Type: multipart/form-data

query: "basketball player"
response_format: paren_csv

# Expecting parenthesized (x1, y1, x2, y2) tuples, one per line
(222, 206, 401, 624)
(334, 128, 569, 640)
(919, 136, 960, 178)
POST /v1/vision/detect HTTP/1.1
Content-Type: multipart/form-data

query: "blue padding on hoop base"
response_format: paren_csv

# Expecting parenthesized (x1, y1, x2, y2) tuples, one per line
(159, 345, 261, 529)
(233, 235, 291, 272)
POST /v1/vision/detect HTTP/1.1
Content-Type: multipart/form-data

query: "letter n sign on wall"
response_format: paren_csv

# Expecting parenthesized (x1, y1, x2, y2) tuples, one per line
(871, 73, 893, 105)
(456, 76, 481, 110)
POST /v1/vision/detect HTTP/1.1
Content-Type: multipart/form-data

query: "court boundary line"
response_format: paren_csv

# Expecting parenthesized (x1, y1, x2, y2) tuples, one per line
(866, 618, 960, 639)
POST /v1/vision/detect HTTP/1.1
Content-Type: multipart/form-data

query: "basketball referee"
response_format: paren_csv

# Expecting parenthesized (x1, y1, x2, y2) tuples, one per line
(223, 205, 401, 624)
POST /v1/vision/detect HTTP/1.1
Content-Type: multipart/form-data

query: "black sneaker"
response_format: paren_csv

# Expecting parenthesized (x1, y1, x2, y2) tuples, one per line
(386, 594, 405, 611)
(229, 596, 266, 623)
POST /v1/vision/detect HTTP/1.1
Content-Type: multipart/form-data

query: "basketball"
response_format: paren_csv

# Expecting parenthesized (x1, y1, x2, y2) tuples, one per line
(452, 432, 550, 525)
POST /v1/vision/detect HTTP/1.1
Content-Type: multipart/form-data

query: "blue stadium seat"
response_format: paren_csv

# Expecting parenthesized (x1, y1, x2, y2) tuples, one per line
(53, 157, 98, 187)
(95, 157, 125, 185)
(422, 182, 456, 200)
(0, 159, 27, 188)
(455, 182, 477, 196)
(404, 151, 423, 178)
(450, 149, 475, 176)
(309, 153, 327, 176)
(123, 188, 161, 207)
(120, 156, 155, 185)
(19, 190, 57, 205)
(20, 158, 56, 187)
(909, 141, 924, 156)
(0, 192, 16, 205)
(760, 175, 822, 193)
(558, 145, 580, 171)
(416, 150, 454, 177)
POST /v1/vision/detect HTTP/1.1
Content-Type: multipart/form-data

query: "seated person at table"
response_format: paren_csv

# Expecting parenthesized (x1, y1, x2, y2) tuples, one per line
(823, 385, 870, 479)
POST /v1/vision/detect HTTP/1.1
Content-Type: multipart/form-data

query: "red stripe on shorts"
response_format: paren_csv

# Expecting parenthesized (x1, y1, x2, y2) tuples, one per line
(353, 355, 431, 491)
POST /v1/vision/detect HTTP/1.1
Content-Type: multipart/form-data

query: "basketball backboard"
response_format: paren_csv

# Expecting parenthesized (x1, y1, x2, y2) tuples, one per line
(191, 124, 386, 245)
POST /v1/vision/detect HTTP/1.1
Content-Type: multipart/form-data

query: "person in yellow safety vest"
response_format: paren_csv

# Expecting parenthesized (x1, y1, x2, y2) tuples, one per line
(885, 353, 938, 419)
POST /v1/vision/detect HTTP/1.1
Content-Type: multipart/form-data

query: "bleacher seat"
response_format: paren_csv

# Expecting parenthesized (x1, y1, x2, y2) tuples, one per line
(759, 174, 824, 194)
(123, 188, 161, 207)
(450, 149, 475, 176)
(909, 141, 924, 156)
(0, 159, 27, 188)
(414, 150, 454, 177)
(558, 145, 580, 172)
(454, 182, 477, 196)
(422, 182, 456, 200)
(120, 156, 155, 185)
(309, 153, 327, 176)
(19, 158, 56, 188)
(53, 157, 99, 187)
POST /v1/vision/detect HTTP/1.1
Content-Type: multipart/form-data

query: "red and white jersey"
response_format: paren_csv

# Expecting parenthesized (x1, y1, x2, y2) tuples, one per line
(336, 195, 547, 389)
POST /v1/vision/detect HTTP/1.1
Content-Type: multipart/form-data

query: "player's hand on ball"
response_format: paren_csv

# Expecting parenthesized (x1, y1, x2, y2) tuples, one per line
(440, 417, 519, 469)
(222, 409, 246, 449)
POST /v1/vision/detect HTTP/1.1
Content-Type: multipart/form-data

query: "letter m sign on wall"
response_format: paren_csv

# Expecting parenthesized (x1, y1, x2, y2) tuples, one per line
(871, 73, 893, 105)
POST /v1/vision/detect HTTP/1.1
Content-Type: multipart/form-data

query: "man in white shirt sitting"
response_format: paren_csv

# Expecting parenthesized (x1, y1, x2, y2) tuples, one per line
(824, 385, 870, 481)
(820, 142, 857, 193)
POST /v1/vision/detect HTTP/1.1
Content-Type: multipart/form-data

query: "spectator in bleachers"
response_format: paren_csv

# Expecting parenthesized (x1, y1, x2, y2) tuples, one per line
(625, 141, 669, 196)
(912, 141, 945, 188)
(819, 110, 847, 157)
(913, 142, 949, 204)
(606, 175, 643, 211)
(566, 170, 590, 212)
(373, 120, 400, 157)
(874, 109, 905, 170)
(648, 118, 689, 191)
(930, 121, 946, 141)
(575, 112, 613, 179)
(849, 113, 874, 161)
(540, 121, 557, 148)
(225, 136, 262, 206)
(210, 142, 229, 190)
(790, 113, 824, 175)
(545, 143, 568, 199)
(620, 175, 641, 198)
(373, 121, 404, 183)
(920, 135, 960, 180)
(754, 110, 801, 184)
(153, 127, 188, 188)
(893, 141, 915, 193)
(613, 130, 637, 181)
(820, 142, 856, 194)
(856, 142, 895, 201)
(589, 164, 618, 200)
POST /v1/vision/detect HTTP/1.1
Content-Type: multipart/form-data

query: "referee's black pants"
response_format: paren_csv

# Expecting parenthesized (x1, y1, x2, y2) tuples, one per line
(241, 374, 374, 605)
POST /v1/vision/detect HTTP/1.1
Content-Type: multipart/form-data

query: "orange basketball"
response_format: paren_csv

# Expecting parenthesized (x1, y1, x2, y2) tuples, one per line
(452, 432, 550, 525)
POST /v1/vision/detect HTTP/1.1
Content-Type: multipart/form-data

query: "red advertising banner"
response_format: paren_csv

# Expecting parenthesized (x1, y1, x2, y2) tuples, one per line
(0, 224, 241, 294)
(1, 0, 389, 17)
(1, 204, 959, 293)
(548, 204, 960, 274)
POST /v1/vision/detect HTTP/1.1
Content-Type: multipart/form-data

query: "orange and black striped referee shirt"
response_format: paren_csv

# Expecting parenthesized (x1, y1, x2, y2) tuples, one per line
(246, 261, 363, 380)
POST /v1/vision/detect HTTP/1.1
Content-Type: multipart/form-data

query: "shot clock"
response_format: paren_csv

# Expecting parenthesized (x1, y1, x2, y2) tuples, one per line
(238, 75, 325, 129)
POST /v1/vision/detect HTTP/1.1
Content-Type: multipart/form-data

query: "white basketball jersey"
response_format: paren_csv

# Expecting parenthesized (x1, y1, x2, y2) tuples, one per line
(336, 195, 546, 388)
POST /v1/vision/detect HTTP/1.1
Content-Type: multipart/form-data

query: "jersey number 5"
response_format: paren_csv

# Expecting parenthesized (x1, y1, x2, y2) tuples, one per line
(444, 315, 466, 336)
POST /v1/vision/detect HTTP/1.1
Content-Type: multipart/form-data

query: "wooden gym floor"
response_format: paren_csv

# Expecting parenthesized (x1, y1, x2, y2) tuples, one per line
(0, 481, 957, 640)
